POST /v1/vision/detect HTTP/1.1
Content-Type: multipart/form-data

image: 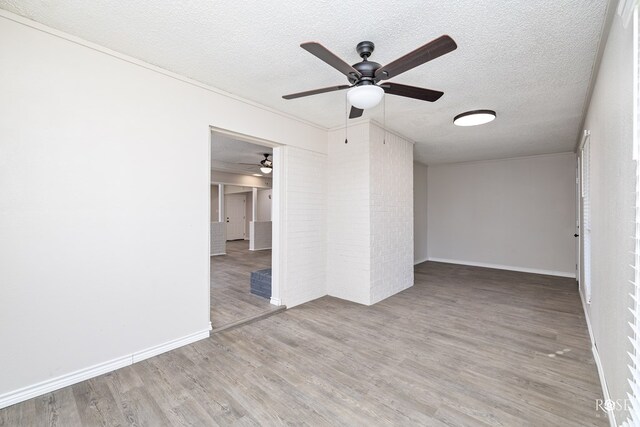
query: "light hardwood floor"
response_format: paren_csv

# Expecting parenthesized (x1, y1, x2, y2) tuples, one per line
(211, 240, 279, 328)
(0, 262, 606, 426)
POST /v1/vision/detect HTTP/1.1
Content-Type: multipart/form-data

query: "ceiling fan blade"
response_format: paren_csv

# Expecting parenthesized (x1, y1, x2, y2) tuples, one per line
(375, 35, 457, 81)
(300, 42, 362, 79)
(383, 82, 444, 102)
(283, 84, 351, 100)
(349, 106, 364, 119)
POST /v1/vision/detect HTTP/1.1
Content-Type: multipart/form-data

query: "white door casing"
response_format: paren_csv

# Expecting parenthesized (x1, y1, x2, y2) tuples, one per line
(210, 126, 280, 307)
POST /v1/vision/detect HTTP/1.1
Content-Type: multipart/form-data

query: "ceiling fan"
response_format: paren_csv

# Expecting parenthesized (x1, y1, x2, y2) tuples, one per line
(283, 36, 457, 119)
(238, 153, 273, 174)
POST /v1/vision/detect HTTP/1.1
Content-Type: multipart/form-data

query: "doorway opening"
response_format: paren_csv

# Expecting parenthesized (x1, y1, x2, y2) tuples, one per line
(209, 128, 282, 330)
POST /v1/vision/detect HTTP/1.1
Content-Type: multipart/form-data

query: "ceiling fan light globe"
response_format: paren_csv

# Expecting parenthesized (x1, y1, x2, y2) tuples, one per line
(260, 166, 272, 174)
(347, 85, 384, 110)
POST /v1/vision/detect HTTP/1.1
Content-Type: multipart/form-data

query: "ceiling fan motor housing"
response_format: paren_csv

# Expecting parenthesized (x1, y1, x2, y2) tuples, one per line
(356, 41, 375, 58)
(349, 41, 382, 85)
(260, 153, 272, 167)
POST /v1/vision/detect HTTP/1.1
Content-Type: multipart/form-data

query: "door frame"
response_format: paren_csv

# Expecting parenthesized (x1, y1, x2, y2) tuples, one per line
(578, 130, 591, 304)
(224, 193, 246, 240)
(209, 127, 283, 306)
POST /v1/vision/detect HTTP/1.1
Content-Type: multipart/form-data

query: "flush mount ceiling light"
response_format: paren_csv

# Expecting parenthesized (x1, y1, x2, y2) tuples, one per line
(453, 110, 496, 126)
(347, 85, 385, 110)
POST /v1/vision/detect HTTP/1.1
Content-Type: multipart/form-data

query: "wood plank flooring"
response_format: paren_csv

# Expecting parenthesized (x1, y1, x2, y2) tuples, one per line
(211, 240, 279, 328)
(0, 262, 607, 426)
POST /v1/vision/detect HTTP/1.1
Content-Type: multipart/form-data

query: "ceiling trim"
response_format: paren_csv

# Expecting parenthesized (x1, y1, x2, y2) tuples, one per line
(573, 0, 618, 152)
(328, 118, 416, 145)
(327, 116, 371, 131)
(369, 120, 416, 145)
(210, 126, 281, 149)
(0, 9, 327, 133)
(427, 151, 576, 168)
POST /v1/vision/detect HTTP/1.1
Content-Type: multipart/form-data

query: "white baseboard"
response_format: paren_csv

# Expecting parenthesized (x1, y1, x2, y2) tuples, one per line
(427, 257, 576, 278)
(270, 297, 282, 306)
(0, 355, 132, 410)
(579, 289, 616, 427)
(210, 252, 226, 256)
(414, 256, 429, 265)
(249, 247, 272, 251)
(0, 328, 210, 410)
(132, 329, 210, 363)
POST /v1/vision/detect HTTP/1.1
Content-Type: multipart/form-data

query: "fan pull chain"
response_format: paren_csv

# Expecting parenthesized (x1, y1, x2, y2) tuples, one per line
(383, 95, 386, 144)
(344, 92, 348, 144)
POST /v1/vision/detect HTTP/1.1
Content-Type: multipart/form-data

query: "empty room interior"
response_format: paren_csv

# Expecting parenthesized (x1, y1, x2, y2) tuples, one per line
(0, 0, 638, 426)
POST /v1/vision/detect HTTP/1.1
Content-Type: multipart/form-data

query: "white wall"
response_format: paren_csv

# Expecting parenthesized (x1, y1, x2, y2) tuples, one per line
(0, 11, 326, 407)
(275, 146, 327, 307)
(369, 124, 414, 304)
(250, 221, 272, 251)
(327, 122, 372, 304)
(223, 185, 251, 194)
(413, 162, 428, 264)
(257, 188, 272, 221)
(327, 122, 414, 305)
(580, 9, 634, 424)
(427, 153, 576, 277)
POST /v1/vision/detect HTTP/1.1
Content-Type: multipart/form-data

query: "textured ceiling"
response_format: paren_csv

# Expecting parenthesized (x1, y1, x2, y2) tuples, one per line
(211, 133, 272, 176)
(1, 0, 608, 164)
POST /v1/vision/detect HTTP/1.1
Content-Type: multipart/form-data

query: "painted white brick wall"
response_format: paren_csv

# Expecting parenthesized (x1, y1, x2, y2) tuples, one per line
(250, 221, 272, 250)
(327, 122, 372, 304)
(280, 146, 327, 308)
(327, 121, 414, 305)
(210, 222, 226, 256)
(369, 124, 414, 304)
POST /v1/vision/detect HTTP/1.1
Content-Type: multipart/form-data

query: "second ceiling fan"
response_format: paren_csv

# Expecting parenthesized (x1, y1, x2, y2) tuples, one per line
(283, 35, 457, 119)
(238, 153, 273, 174)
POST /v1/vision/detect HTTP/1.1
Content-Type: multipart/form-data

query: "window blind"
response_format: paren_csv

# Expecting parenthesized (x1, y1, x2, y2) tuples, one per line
(581, 135, 592, 304)
(624, 6, 640, 427)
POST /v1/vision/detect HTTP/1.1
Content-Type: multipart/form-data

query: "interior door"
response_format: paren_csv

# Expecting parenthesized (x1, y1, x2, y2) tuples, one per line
(582, 138, 592, 303)
(225, 194, 246, 240)
(575, 158, 581, 286)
